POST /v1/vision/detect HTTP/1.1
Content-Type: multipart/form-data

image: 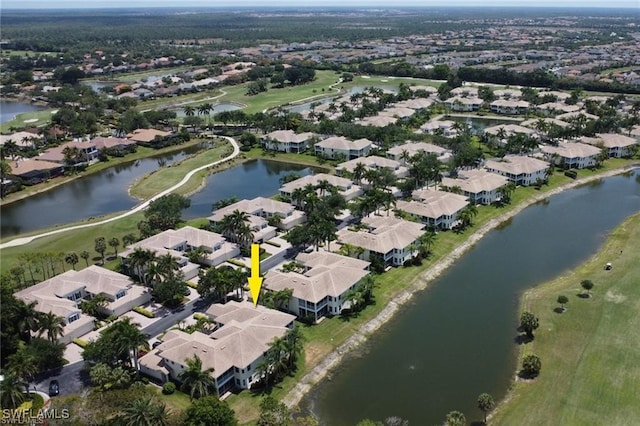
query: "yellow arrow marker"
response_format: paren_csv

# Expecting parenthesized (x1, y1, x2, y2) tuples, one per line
(247, 243, 263, 306)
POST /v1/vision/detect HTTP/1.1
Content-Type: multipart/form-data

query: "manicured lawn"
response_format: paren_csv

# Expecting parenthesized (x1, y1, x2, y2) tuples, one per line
(1, 108, 57, 133)
(217, 70, 342, 114)
(492, 211, 640, 426)
(128, 138, 232, 199)
(346, 74, 444, 88)
(153, 387, 192, 411)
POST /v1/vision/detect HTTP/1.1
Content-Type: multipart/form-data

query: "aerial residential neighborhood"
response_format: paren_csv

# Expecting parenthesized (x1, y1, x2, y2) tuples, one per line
(0, 3, 639, 426)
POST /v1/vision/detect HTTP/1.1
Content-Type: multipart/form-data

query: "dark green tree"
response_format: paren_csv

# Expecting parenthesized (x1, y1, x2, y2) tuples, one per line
(184, 396, 237, 426)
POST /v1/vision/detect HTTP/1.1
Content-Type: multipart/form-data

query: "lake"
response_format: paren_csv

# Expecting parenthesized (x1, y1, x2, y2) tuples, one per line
(0, 153, 318, 238)
(0, 100, 47, 124)
(306, 170, 640, 425)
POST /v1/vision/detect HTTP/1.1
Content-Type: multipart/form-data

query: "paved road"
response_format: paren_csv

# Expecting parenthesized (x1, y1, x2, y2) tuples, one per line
(0, 136, 239, 249)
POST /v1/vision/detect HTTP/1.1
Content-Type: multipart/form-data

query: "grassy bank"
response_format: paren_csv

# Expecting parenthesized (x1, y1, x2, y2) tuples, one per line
(128, 138, 232, 199)
(491, 211, 640, 426)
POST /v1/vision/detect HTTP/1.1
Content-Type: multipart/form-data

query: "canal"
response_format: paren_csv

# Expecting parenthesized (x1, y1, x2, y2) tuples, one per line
(306, 170, 640, 425)
(1, 149, 317, 238)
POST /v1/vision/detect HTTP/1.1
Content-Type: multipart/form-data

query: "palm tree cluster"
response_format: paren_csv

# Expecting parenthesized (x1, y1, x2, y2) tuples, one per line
(256, 328, 305, 389)
(285, 180, 346, 251)
(83, 317, 149, 374)
(197, 265, 247, 302)
(342, 275, 377, 315)
(218, 209, 255, 252)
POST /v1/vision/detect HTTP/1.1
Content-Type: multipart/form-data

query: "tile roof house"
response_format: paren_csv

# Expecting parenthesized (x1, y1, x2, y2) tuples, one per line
(397, 189, 469, 230)
(37, 141, 99, 164)
(126, 128, 172, 144)
(139, 301, 295, 395)
(485, 155, 550, 186)
(9, 159, 65, 184)
(314, 136, 373, 159)
(264, 251, 370, 321)
(261, 130, 315, 153)
(336, 216, 425, 266)
(580, 133, 638, 158)
(14, 266, 151, 343)
(387, 142, 452, 163)
(540, 142, 602, 169)
(0, 131, 42, 148)
(336, 156, 408, 179)
(441, 169, 510, 205)
(279, 173, 363, 202)
(89, 136, 137, 151)
(209, 196, 305, 232)
(444, 96, 483, 112)
(490, 99, 530, 114)
(121, 226, 240, 278)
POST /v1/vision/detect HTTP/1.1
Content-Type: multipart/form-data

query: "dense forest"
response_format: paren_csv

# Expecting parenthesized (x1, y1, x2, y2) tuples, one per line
(1, 7, 636, 51)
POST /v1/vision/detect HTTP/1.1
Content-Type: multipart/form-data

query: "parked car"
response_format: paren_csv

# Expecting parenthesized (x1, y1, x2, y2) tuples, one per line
(48, 380, 60, 396)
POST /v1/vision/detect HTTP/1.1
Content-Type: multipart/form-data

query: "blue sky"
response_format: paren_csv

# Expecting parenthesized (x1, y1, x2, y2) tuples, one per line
(1, 0, 638, 8)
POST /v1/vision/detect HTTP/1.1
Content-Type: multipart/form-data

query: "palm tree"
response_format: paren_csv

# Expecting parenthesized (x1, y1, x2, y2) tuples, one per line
(415, 230, 437, 258)
(109, 237, 121, 257)
(183, 105, 195, 117)
(37, 311, 65, 342)
(0, 373, 27, 409)
(12, 300, 40, 341)
(477, 392, 495, 424)
(113, 318, 149, 375)
(352, 162, 367, 185)
(80, 250, 91, 267)
(7, 345, 39, 391)
(65, 252, 79, 270)
(284, 327, 305, 369)
(121, 396, 169, 426)
(95, 237, 107, 265)
(156, 253, 179, 280)
(81, 293, 110, 317)
(179, 355, 217, 400)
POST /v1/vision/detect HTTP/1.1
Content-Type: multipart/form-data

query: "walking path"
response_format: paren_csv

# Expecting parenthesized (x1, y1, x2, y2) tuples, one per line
(281, 164, 640, 409)
(0, 136, 239, 249)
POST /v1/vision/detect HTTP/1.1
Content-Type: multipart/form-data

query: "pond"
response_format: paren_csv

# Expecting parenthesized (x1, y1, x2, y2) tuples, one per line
(0, 152, 319, 238)
(0, 100, 47, 124)
(305, 170, 640, 425)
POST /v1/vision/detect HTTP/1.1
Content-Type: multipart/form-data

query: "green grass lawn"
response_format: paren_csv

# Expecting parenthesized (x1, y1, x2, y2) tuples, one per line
(128, 139, 232, 199)
(217, 70, 342, 114)
(491, 211, 640, 426)
(1, 108, 57, 133)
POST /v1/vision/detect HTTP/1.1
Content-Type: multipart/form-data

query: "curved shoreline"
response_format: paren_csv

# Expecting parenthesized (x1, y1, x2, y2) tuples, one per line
(0, 136, 239, 250)
(282, 164, 640, 409)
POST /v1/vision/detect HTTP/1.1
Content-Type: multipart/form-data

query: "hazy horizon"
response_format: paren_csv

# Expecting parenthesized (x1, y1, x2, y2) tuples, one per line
(2, 0, 638, 9)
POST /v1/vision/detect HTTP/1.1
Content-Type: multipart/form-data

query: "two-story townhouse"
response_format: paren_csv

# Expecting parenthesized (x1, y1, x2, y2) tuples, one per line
(263, 251, 371, 321)
(120, 226, 240, 279)
(485, 155, 550, 186)
(387, 142, 453, 164)
(261, 130, 315, 153)
(397, 189, 469, 230)
(14, 266, 151, 343)
(490, 99, 530, 115)
(314, 136, 373, 160)
(139, 301, 295, 395)
(279, 173, 363, 202)
(336, 156, 408, 179)
(336, 216, 425, 266)
(209, 197, 305, 231)
(540, 142, 602, 169)
(441, 169, 510, 205)
(580, 133, 638, 158)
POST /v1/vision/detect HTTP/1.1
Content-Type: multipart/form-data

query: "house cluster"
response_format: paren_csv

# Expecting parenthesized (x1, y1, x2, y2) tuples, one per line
(2, 131, 163, 185)
(15, 266, 152, 344)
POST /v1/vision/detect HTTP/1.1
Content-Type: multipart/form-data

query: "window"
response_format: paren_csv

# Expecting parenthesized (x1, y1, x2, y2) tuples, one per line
(67, 313, 80, 323)
(116, 290, 126, 299)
